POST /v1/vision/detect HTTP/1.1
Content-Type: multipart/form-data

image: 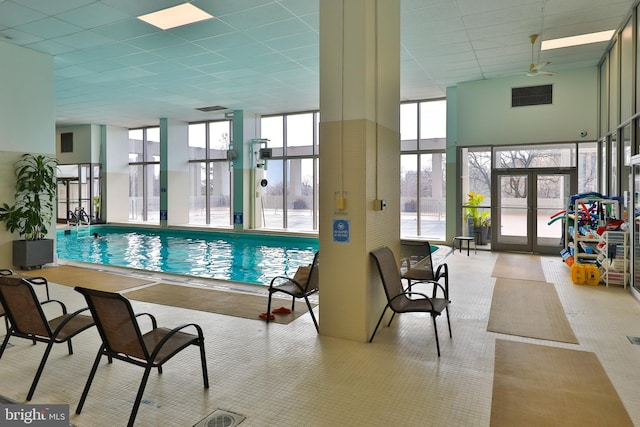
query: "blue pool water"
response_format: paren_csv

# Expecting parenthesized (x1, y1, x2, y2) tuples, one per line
(56, 226, 318, 285)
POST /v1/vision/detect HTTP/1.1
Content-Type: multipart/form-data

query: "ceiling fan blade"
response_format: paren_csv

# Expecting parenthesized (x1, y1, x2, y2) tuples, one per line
(532, 61, 551, 71)
(527, 69, 555, 77)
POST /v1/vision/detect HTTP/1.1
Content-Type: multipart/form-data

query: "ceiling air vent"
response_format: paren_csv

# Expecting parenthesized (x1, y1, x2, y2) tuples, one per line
(196, 105, 227, 112)
(512, 84, 552, 107)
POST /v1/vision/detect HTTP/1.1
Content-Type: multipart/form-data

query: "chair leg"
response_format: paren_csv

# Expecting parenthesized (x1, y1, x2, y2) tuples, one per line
(432, 315, 441, 357)
(291, 297, 296, 311)
(369, 306, 389, 343)
(128, 365, 153, 427)
(26, 341, 55, 400)
(303, 297, 319, 332)
(76, 347, 104, 415)
(67, 339, 74, 355)
(445, 307, 452, 338)
(386, 312, 397, 327)
(0, 330, 11, 358)
(266, 292, 273, 324)
(199, 341, 209, 388)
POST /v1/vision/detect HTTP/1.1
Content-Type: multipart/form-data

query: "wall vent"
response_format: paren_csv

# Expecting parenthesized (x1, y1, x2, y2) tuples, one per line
(512, 84, 552, 107)
(196, 105, 227, 112)
(61, 132, 73, 153)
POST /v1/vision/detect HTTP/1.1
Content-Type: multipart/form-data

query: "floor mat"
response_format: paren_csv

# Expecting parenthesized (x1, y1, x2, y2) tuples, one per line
(491, 339, 633, 426)
(18, 265, 152, 292)
(491, 253, 546, 282)
(487, 278, 578, 344)
(125, 283, 315, 324)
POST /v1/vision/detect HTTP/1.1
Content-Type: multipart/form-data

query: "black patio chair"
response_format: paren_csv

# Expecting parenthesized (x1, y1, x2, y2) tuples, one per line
(369, 246, 451, 356)
(266, 251, 320, 332)
(74, 286, 209, 427)
(0, 276, 95, 400)
(400, 243, 448, 298)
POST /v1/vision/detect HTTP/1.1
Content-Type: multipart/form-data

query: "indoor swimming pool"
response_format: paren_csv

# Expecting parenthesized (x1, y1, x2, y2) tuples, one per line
(56, 225, 318, 285)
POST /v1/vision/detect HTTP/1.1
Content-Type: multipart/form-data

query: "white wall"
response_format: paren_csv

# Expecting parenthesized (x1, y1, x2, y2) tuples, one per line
(166, 119, 189, 226)
(104, 125, 130, 222)
(456, 67, 598, 146)
(0, 41, 55, 154)
(56, 124, 101, 164)
(0, 41, 55, 266)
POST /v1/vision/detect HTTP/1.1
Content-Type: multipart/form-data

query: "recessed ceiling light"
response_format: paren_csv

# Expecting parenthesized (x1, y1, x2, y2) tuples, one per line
(138, 3, 213, 30)
(541, 30, 616, 50)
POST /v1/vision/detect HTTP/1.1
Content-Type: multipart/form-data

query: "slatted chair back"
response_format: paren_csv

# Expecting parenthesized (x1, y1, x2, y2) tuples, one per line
(370, 247, 405, 311)
(0, 276, 51, 338)
(75, 287, 147, 360)
(305, 251, 320, 292)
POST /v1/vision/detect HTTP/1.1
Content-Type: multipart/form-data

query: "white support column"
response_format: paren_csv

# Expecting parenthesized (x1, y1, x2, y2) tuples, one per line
(319, 0, 400, 341)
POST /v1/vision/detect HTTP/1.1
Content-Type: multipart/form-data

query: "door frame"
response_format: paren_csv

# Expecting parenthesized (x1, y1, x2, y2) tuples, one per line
(491, 167, 576, 254)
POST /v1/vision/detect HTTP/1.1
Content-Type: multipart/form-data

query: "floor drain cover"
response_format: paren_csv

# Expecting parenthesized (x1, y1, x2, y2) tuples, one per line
(193, 409, 246, 427)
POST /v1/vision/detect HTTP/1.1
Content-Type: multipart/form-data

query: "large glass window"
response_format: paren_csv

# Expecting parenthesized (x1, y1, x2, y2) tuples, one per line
(129, 127, 160, 222)
(577, 142, 598, 193)
(400, 100, 447, 240)
(188, 120, 232, 227)
(461, 148, 492, 238)
(260, 112, 319, 231)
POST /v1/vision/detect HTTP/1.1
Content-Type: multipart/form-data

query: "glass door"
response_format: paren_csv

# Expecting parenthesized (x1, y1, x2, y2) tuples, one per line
(492, 169, 575, 254)
(493, 172, 530, 251)
(535, 172, 573, 253)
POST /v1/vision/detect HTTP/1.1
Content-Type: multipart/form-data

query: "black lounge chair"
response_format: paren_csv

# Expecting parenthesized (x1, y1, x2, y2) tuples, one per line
(266, 251, 319, 332)
(74, 287, 209, 427)
(401, 243, 449, 299)
(0, 276, 95, 400)
(369, 246, 451, 356)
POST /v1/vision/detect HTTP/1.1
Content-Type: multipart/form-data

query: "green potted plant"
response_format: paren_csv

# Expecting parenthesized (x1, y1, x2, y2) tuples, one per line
(0, 153, 58, 269)
(465, 191, 490, 245)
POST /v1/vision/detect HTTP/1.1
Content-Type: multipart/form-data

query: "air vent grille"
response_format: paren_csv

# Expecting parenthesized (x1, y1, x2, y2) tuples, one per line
(196, 105, 227, 112)
(61, 132, 73, 153)
(512, 84, 552, 107)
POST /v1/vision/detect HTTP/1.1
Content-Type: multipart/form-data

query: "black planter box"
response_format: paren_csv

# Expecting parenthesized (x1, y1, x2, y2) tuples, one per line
(13, 239, 54, 270)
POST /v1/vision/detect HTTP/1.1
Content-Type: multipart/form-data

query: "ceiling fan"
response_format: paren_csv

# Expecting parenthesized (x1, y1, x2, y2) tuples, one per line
(526, 34, 555, 76)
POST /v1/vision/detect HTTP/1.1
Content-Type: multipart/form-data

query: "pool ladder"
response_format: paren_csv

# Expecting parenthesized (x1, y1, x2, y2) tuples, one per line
(67, 207, 92, 236)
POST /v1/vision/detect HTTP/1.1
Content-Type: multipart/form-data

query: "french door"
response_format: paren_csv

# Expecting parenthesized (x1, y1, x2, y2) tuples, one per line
(491, 168, 576, 254)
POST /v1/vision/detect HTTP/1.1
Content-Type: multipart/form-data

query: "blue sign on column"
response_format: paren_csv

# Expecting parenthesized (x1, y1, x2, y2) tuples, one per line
(233, 212, 243, 224)
(333, 219, 350, 243)
(160, 210, 167, 221)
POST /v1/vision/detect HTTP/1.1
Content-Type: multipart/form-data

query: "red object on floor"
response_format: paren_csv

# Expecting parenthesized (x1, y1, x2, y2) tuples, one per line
(259, 312, 275, 320)
(272, 306, 292, 314)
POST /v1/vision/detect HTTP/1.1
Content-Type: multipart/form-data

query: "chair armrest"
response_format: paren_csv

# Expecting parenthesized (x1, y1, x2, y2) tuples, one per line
(409, 280, 447, 299)
(148, 323, 205, 361)
(50, 307, 94, 336)
(41, 299, 68, 315)
(0, 269, 13, 276)
(389, 291, 435, 310)
(269, 276, 305, 293)
(135, 312, 158, 330)
(434, 262, 448, 279)
(24, 276, 50, 300)
(434, 263, 449, 301)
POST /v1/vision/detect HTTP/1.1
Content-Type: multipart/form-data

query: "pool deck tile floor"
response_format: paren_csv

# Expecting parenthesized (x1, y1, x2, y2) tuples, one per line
(1, 251, 640, 426)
